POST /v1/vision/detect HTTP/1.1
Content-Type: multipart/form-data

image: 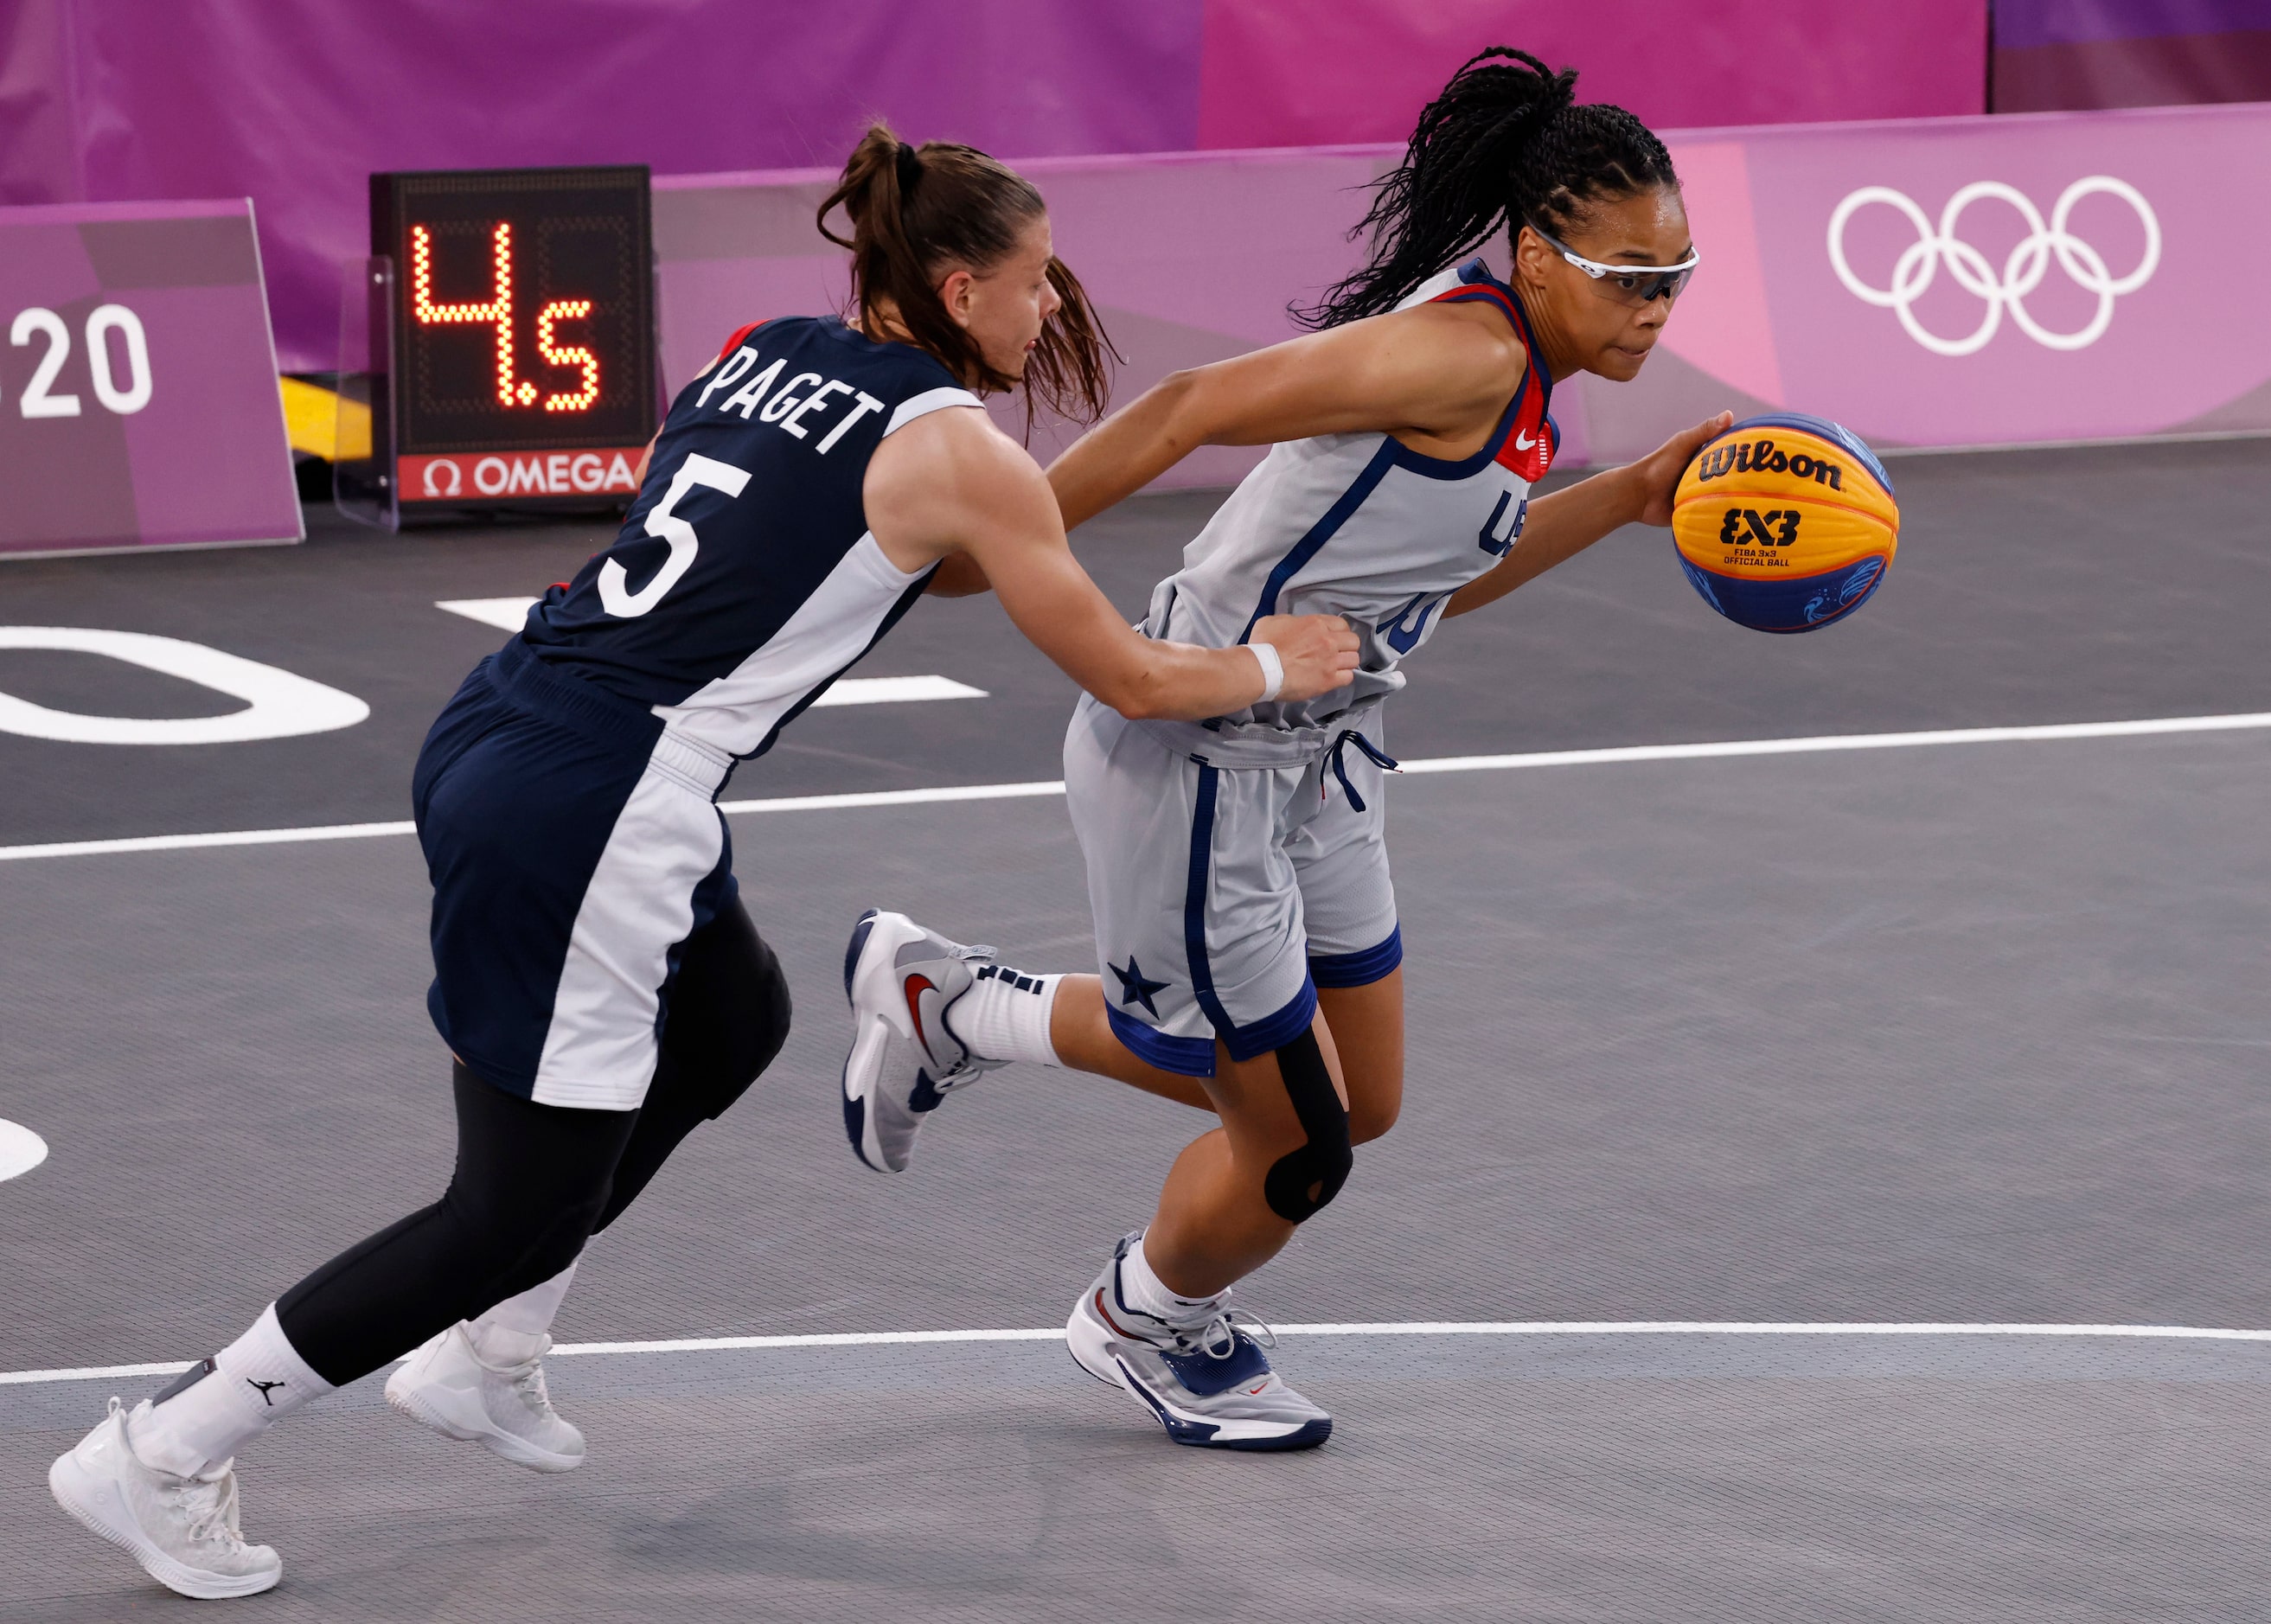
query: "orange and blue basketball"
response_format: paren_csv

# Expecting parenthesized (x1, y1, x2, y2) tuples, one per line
(1670, 413, 1899, 634)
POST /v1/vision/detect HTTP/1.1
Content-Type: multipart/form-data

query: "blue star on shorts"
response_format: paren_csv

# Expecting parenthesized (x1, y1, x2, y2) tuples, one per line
(1110, 957, 1167, 1018)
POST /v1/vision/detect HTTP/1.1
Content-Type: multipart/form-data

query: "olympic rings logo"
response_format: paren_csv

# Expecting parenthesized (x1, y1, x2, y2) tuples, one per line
(1826, 177, 2160, 356)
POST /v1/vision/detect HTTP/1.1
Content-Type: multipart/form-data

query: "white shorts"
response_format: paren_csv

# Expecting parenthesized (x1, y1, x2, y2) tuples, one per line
(1063, 694, 1402, 1078)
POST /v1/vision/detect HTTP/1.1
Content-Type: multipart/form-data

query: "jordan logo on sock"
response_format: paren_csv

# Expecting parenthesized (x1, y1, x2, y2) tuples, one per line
(246, 1378, 285, 1406)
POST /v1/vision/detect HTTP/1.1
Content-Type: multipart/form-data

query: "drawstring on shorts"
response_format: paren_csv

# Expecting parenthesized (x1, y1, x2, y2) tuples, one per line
(1324, 729, 1399, 812)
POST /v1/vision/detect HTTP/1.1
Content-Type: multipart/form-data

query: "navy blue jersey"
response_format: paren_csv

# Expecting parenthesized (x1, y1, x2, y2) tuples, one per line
(521, 316, 979, 758)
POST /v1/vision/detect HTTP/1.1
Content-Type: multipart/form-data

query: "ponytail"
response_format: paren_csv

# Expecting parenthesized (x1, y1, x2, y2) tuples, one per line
(1297, 48, 1677, 329)
(819, 123, 1116, 424)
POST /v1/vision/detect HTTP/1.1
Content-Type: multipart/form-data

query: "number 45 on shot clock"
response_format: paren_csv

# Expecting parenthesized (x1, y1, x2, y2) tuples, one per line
(346, 165, 659, 525)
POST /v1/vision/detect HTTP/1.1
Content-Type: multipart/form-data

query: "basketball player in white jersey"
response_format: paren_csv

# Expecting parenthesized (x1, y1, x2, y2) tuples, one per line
(841, 50, 1730, 1448)
(46, 127, 1356, 1599)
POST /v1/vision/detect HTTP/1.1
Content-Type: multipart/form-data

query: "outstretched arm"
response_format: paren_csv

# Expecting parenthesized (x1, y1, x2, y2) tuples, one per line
(1048, 302, 1527, 530)
(1444, 412, 1731, 617)
(867, 406, 1359, 720)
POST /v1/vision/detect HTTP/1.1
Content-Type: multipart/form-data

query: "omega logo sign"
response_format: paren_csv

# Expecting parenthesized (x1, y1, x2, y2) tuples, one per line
(1827, 176, 2160, 355)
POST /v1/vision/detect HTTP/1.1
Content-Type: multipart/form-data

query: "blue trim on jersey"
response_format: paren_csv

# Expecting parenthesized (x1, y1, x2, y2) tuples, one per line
(1309, 924, 1403, 988)
(1392, 262, 1553, 481)
(1231, 260, 1551, 638)
(1235, 438, 1398, 643)
(1180, 761, 1321, 1064)
(1386, 372, 1532, 481)
(1106, 1002, 1217, 1077)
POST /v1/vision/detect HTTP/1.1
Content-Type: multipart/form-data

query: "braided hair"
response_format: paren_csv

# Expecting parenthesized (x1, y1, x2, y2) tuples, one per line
(1298, 48, 1678, 329)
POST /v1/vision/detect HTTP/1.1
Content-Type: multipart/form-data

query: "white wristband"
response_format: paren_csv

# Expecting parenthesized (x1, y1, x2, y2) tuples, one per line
(1248, 641, 1284, 703)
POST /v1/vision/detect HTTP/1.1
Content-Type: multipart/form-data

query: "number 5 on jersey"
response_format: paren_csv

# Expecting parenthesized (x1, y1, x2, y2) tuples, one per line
(598, 452, 751, 618)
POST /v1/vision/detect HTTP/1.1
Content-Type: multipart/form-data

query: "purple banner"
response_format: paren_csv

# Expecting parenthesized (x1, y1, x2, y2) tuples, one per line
(1194, 0, 1987, 147)
(1, 1, 1986, 375)
(655, 101, 2271, 486)
(0, 199, 301, 559)
(1583, 100, 2271, 458)
(1993, 0, 2271, 110)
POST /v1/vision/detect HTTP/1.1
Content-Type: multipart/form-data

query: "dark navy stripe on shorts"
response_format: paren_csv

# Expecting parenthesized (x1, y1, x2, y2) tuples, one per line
(413, 640, 735, 1107)
(1309, 924, 1404, 988)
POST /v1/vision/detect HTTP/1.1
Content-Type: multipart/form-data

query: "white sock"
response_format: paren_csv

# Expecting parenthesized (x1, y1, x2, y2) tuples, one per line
(945, 963, 1064, 1065)
(127, 1303, 335, 1478)
(468, 1258, 579, 1364)
(1120, 1232, 1223, 1325)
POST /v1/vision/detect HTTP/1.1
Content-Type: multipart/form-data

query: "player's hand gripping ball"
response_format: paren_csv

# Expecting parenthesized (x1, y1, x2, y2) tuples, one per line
(1670, 413, 1899, 633)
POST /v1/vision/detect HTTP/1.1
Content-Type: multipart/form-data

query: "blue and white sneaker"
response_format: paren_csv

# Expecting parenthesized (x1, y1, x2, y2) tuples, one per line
(1065, 1232, 1332, 1451)
(841, 909, 1004, 1173)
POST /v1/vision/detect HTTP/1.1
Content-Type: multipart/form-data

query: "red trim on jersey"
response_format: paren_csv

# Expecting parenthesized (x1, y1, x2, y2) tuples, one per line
(716, 321, 766, 362)
(1430, 280, 1554, 482)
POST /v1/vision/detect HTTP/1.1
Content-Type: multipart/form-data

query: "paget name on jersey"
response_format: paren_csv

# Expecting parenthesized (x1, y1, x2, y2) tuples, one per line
(693, 344, 887, 453)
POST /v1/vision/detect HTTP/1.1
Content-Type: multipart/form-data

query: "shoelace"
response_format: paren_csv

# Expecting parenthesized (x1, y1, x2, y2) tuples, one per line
(469, 1331, 560, 1414)
(1179, 1307, 1279, 1360)
(177, 1470, 246, 1550)
(102, 1397, 246, 1550)
(510, 1359, 553, 1411)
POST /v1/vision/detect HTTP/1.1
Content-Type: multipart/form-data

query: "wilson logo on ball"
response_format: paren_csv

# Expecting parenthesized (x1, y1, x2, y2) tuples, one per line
(1693, 438, 1846, 490)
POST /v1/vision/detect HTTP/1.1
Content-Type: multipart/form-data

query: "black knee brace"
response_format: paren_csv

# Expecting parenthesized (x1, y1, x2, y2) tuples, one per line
(1263, 1028, 1353, 1223)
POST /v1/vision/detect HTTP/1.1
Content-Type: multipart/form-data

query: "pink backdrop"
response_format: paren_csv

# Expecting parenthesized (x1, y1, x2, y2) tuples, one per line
(653, 100, 2271, 483)
(1195, 1, 1988, 146)
(0, 0, 1987, 373)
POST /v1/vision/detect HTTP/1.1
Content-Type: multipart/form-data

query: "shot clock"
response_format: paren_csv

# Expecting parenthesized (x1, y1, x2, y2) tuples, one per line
(342, 165, 658, 525)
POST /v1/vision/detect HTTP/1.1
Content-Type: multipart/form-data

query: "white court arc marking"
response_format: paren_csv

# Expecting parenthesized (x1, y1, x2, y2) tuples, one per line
(0, 628, 369, 745)
(0, 1119, 48, 1181)
(2, 710, 2268, 864)
(6, 1319, 2268, 1387)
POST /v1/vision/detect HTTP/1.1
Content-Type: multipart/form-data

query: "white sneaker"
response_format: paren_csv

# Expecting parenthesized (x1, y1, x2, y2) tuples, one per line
(48, 1398, 281, 1600)
(840, 909, 1005, 1173)
(1066, 1233, 1333, 1451)
(385, 1323, 585, 1473)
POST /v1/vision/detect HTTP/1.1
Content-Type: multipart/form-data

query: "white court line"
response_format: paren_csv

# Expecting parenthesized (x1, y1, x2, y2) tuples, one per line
(435, 603, 988, 708)
(436, 598, 541, 632)
(809, 675, 988, 707)
(3, 710, 2268, 866)
(8, 1319, 2268, 1387)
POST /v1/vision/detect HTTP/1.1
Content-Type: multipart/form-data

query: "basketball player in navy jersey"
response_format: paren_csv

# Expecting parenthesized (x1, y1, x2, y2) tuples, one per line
(47, 126, 1358, 1599)
(843, 52, 1733, 1448)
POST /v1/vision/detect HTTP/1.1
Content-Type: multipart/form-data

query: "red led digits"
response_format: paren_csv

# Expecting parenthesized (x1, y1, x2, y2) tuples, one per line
(410, 221, 601, 412)
(536, 301, 600, 412)
(409, 222, 522, 405)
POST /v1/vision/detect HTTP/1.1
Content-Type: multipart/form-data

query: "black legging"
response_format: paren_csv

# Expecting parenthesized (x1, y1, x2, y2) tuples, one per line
(276, 898, 790, 1386)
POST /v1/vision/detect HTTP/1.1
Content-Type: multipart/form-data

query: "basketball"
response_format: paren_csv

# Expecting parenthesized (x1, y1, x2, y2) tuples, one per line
(1670, 413, 1899, 634)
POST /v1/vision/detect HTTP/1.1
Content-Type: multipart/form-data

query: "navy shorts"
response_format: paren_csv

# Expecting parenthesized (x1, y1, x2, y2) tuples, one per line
(413, 638, 738, 1110)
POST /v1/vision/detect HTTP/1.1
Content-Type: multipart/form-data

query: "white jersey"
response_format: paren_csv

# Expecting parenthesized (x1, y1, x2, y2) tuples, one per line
(1141, 259, 1557, 737)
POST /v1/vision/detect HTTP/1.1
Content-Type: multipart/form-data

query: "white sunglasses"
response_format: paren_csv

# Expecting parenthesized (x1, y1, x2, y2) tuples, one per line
(1526, 222, 1698, 304)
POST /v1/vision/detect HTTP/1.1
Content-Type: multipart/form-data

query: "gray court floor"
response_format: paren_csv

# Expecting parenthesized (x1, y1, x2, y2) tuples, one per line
(3, 441, 2270, 1619)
